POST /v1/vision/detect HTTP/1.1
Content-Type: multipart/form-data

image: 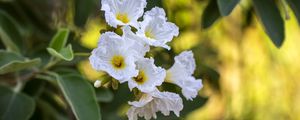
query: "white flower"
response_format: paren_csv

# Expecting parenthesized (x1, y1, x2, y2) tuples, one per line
(166, 51, 203, 100)
(122, 26, 150, 59)
(127, 58, 165, 93)
(101, 0, 146, 28)
(136, 7, 179, 50)
(89, 32, 140, 82)
(127, 89, 183, 120)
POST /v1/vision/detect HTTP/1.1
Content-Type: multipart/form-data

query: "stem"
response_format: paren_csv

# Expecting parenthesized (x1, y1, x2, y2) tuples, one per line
(74, 52, 91, 57)
(13, 72, 23, 92)
(43, 57, 61, 70)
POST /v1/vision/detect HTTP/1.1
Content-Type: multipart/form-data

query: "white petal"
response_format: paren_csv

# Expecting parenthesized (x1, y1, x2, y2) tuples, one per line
(89, 32, 138, 82)
(122, 26, 150, 58)
(101, 0, 146, 28)
(127, 89, 183, 120)
(129, 94, 153, 107)
(127, 58, 166, 93)
(136, 7, 179, 50)
(167, 51, 203, 100)
(127, 107, 138, 120)
(181, 77, 203, 100)
(150, 90, 183, 116)
(144, 7, 166, 20)
(174, 51, 196, 75)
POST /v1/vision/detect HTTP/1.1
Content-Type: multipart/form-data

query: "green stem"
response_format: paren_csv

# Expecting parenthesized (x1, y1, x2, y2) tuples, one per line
(74, 52, 91, 57)
(43, 57, 61, 70)
(13, 72, 23, 92)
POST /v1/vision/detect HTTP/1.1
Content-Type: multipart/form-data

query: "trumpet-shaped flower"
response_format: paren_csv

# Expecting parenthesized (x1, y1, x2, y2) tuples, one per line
(136, 7, 179, 50)
(122, 26, 150, 59)
(127, 89, 183, 120)
(101, 0, 146, 28)
(127, 58, 165, 93)
(89, 32, 144, 82)
(166, 51, 203, 100)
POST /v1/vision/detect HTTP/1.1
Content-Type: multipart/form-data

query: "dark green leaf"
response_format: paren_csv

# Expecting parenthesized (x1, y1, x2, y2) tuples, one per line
(47, 44, 74, 61)
(49, 28, 70, 51)
(217, 0, 240, 16)
(0, 0, 14, 2)
(202, 0, 221, 29)
(0, 10, 23, 53)
(253, 0, 285, 48)
(0, 86, 35, 120)
(286, 0, 300, 23)
(0, 51, 41, 74)
(74, 0, 97, 27)
(95, 88, 113, 102)
(57, 74, 101, 120)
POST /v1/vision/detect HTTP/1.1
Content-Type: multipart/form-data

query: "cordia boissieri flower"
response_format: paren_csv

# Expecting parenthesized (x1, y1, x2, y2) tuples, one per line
(136, 7, 179, 50)
(127, 58, 165, 93)
(122, 26, 150, 59)
(127, 89, 183, 120)
(166, 51, 203, 100)
(89, 32, 147, 82)
(101, 0, 146, 28)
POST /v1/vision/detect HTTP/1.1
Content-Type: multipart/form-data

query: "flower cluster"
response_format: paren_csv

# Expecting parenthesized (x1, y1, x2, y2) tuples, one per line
(89, 0, 203, 119)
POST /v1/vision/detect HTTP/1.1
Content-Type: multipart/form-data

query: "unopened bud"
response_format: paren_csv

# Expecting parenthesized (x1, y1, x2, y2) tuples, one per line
(94, 80, 102, 88)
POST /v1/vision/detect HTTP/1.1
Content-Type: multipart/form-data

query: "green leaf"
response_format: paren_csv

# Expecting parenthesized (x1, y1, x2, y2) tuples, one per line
(286, 0, 300, 24)
(95, 88, 113, 103)
(0, 51, 41, 74)
(202, 0, 221, 29)
(217, 0, 240, 16)
(253, 0, 285, 48)
(47, 44, 74, 61)
(57, 74, 101, 120)
(0, 86, 35, 120)
(0, 10, 23, 53)
(49, 28, 70, 51)
(74, 0, 97, 27)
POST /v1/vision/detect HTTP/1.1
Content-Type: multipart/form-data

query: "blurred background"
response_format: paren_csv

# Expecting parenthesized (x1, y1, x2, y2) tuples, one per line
(1, 0, 300, 119)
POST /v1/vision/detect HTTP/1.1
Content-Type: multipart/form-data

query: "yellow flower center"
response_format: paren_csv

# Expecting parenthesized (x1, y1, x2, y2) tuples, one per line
(145, 30, 155, 39)
(116, 13, 130, 24)
(165, 71, 173, 83)
(111, 55, 125, 69)
(133, 70, 148, 84)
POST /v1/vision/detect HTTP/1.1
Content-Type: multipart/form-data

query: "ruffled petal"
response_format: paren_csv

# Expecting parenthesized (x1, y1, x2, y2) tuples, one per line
(127, 89, 183, 120)
(127, 58, 166, 92)
(137, 7, 179, 50)
(173, 51, 196, 75)
(89, 32, 138, 82)
(101, 0, 146, 28)
(181, 77, 203, 100)
(167, 51, 203, 100)
(122, 26, 150, 58)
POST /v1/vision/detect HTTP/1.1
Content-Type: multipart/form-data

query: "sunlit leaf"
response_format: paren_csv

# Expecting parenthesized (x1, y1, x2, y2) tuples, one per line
(49, 28, 70, 51)
(286, 0, 300, 24)
(202, 0, 221, 29)
(0, 10, 22, 53)
(0, 51, 41, 74)
(217, 0, 240, 16)
(47, 44, 74, 61)
(57, 74, 101, 120)
(0, 86, 35, 120)
(253, 0, 285, 48)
